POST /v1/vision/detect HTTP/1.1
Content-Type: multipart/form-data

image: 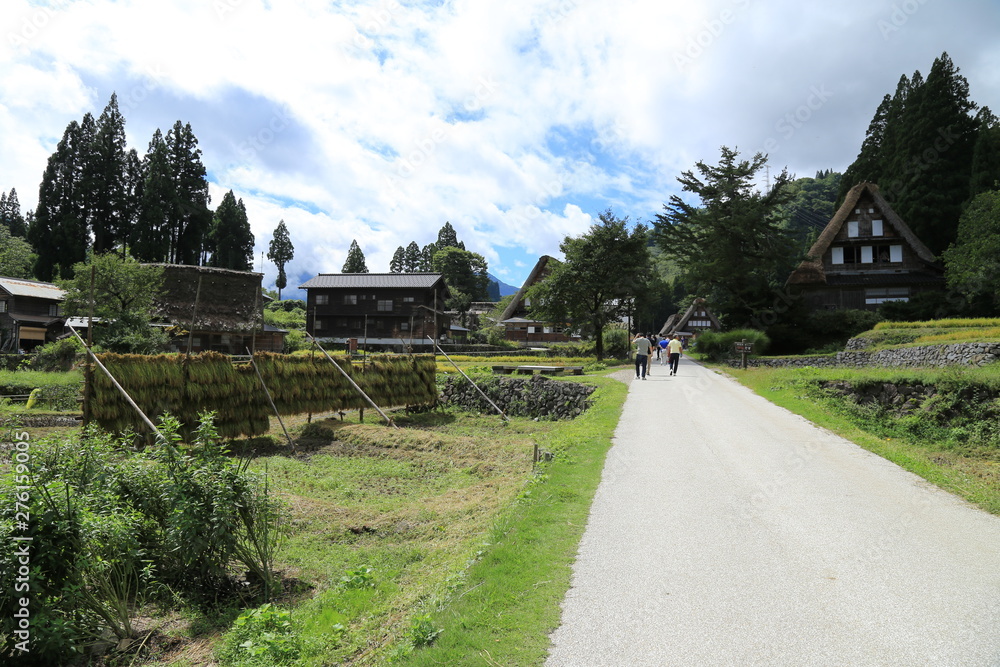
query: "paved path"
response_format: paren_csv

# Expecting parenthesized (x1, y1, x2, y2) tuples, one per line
(546, 357, 1000, 666)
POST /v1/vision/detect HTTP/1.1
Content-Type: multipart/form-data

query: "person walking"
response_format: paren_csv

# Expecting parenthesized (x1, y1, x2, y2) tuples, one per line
(658, 336, 669, 365)
(633, 332, 652, 380)
(667, 335, 683, 376)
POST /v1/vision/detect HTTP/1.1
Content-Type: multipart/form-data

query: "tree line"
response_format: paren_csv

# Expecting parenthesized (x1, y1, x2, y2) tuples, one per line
(0, 94, 257, 282)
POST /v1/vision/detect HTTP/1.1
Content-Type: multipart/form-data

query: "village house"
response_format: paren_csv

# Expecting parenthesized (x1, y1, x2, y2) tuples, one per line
(299, 273, 450, 348)
(497, 255, 572, 343)
(0, 276, 65, 352)
(658, 297, 722, 344)
(786, 182, 945, 310)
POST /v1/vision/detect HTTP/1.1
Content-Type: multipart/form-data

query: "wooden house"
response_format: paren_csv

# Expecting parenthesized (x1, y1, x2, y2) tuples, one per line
(0, 277, 65, 352)
(497, 255, 571, 343)
(658, 298, 721, 343)
(299, 273, 450, 347)
(786, 182, 944, 310)
(149, 264, 284, 354)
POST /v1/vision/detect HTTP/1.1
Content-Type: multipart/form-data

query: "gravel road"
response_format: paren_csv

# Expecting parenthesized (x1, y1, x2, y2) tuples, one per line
(545, 357, 1000, 666)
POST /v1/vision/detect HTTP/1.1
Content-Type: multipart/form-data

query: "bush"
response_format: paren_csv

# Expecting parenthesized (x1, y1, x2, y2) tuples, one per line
(28, 338, 84, 372)
(695, 329, 770, 362)
(602, 328, 630, 359)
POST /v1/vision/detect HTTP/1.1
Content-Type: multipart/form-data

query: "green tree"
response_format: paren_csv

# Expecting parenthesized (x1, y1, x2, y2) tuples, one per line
(132, 129, 172, 262)
(653, 146, 796, 327)
(267, 220, 294, 299)
(0, 226, 34, 279)
(208, 190, 254, 271)
(60, 254, 168, 354)
(969, 108, 1000, 199)
(89, 93, 133, 254)
(527, 209, 649, 360)
(165, 121, 212, 265)
(0, 188, 27, 237)
(389, 245, 405, 273)
(942, 189, 1000, 312)
(403, 241, 422, 272)
(342, 239, 369, 273)
(420, 244, 435, 271)
(435, 221, 465, 250)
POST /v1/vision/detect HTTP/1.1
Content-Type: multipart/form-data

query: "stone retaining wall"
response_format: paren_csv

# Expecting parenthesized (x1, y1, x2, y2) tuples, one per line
(441, 374, 595, 420)
(731, 342, 1000, 369)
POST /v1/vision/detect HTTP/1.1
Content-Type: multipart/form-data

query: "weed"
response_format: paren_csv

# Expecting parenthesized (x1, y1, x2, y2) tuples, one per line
(409, 613, 443, 647)
(339, 567, 376, 590)
(216, 603, 301, 666)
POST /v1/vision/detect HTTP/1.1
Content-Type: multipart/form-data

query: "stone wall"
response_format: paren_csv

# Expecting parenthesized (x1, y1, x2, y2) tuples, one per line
(730, 341, 1000, 369)
(441, 374, 595, 420)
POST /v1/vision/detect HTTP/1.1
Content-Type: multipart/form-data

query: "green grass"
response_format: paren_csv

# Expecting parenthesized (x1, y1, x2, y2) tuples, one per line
(723, 364, 1000, 514)
(0, 368, 83, 393)
(204, 374, 627, 665)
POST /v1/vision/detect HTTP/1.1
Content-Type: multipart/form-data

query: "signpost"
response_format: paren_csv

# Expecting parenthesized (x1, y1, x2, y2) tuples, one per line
(734, 338, 753, 369)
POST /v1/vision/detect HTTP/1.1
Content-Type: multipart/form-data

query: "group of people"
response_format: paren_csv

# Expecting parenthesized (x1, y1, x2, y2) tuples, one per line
(632, 332, 683, 380)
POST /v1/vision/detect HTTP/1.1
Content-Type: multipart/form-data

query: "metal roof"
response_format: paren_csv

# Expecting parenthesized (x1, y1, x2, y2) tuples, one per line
(0, 277, 65, 300)
(300, 273, 444, 289)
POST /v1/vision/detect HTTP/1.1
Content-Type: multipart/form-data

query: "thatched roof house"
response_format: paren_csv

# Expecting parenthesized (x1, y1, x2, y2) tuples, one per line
(147, 264, 284, 353)
(786, 182, 944, 310)
(658, 298, 721, 339)
(497, 255, 571, 343)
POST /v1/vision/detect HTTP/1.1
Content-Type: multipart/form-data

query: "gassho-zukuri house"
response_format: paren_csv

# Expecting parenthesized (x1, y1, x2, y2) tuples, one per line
(786, 181, 945, 311)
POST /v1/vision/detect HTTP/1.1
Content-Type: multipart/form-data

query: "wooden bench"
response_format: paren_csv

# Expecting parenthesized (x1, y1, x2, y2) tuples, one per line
(491, 365, 584, 376)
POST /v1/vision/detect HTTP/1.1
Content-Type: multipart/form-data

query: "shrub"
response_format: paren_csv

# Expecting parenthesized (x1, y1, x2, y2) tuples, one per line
(28, 338, 85, 372)
(695, 329, 770, 362)
(602, 328, 630, 359)
(216, 603, 301, 666)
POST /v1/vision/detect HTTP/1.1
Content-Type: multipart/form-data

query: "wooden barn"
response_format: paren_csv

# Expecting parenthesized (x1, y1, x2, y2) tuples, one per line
(0, 277, 65, 352)
(786, 182, 945, 311)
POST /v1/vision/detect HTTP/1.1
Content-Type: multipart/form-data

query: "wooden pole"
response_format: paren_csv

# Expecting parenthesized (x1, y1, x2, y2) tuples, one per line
(68, 326, 165, 443)
(246, 348, 295, 450)
(428, 336, 508, 422)
(185, 274, 203, 359)
(82, 265, 95, 427)
(306, 332, 397, 429)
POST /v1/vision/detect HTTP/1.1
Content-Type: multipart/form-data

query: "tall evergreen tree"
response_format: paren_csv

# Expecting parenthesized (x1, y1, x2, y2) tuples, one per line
(969, 108, 1000, 199)
(839, 94, 890, 202)
(435, 221, 465, 250)
(89, 93, 132, 254)
(30, 119, 91, 280)
(420, 243, 435, 271)
(342, 239, 369, 273)
(267, 219, 294, 299)
(131, 129, 173, 262)
(389, 245, 405, 273)
(432, 247, 489, 301)
(0, 189, 27, 237)
(403, 241, 422, 272)
(165, 121, 212, 264)
(653, 146, 796, 327)
(208, 190, 254, 271)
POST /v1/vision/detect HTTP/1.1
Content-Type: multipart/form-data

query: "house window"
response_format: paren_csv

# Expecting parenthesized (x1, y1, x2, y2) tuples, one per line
(0, 300, 7, 313)
(872, 219, 883, 236)
(314, 319, 324, 330)
(865, 287, 909, 305)
(315, 294, 329, 305)
(890, 245, 903, 262)
(377, 299, 393, 312)
(831, 247, 844, 264)
(528, 326, 536, 334)
(869, 208, 875, 214)
(861, 246, 873, 264)
(49, 304, 61, 317)
(400, 322, 409, 331)
(336, 319, 347, 327)
(344, 294, 357, 305)
(837, 247, 863, 264)
(403, 296, 415, 303)
(847, 221, 859, 238)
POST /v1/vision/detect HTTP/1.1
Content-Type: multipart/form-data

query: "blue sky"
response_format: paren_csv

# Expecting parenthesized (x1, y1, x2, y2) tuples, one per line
(2, 0, 999, 296)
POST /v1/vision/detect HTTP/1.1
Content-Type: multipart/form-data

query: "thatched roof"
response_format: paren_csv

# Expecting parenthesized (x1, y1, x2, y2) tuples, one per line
(787, 182, 937, 286)
(148, 264, 263, 332)
(499, 255, 560, 322)
(658, 298, 721, 336)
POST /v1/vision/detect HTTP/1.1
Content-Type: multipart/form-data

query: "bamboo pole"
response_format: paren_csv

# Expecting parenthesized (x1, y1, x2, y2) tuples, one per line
(306, 332, 397, 429)
(68, 326, 165, 443)
(428, 336, 508, 422)
(246, 348, 295, 450)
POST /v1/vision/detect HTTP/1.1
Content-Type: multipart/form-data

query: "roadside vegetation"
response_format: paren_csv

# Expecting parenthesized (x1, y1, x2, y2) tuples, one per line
(0, 358, 628, 665)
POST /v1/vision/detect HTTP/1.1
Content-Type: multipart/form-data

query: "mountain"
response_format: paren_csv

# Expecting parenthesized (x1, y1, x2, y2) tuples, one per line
(487, 273, 519, 300)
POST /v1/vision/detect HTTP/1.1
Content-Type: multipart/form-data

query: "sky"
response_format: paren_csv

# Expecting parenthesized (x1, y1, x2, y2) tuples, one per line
(2, 0, 999, 297)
